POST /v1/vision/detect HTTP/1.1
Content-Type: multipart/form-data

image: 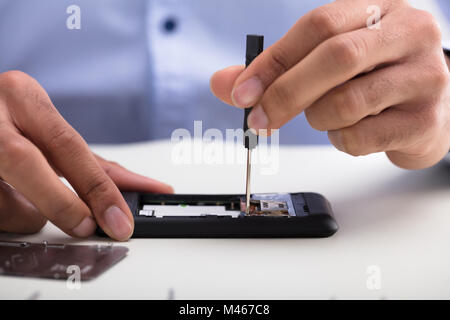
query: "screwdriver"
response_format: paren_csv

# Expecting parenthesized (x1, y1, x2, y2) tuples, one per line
(243, 35, 264, 214)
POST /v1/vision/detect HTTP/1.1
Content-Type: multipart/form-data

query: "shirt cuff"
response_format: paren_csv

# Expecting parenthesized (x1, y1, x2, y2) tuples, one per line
(443, 47, 450, 163)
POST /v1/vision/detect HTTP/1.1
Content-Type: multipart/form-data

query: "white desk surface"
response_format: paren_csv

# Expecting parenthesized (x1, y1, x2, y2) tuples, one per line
(1, 141, 449, 300)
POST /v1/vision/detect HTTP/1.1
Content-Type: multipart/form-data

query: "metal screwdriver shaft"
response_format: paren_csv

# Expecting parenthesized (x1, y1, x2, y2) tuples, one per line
(243, 35, 264, 214)
(245, 148, 252, 213)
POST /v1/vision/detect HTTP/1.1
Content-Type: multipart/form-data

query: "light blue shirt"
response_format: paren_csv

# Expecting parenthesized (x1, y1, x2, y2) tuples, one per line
(0, 0, 448, 144)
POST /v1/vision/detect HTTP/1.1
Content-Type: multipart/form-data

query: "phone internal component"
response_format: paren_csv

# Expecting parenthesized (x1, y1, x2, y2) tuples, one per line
(137, 193, 299, 218)
(139, 205, 241, 218)
(240, 199, 289, 216)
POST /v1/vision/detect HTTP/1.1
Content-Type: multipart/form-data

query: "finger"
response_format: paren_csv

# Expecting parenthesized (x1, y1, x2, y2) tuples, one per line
(229, 0, 396, 108)
(327, 105, 444, 167)
(95, 155, 175, 194)
(38, 125, 134, 241)
(305, 63, 423, 131)
(0, 179, 47, 234)
(210, 65, 245, 106)
(0, 126, 95, 237)
(251, 10, 429, 131)
(2, 72, 133, 240)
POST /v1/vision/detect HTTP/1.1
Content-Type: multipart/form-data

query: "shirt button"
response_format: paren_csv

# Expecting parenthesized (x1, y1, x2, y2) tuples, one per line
(162, 17, 178, 33)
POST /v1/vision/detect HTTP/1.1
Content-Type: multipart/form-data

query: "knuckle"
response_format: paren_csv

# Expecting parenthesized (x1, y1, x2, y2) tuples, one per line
(429, 66, 449, 93)
(309, 6, 344, 39)
(421, 104, 442, 132)
(390, 0, 409, 9)
(101, 160, 123, 178)
(333, 86, 363, 124)
(328, 34, 365, 71)
(102, 163, 114, 176)
(0, 71, 53, 114)
(418, 59, 449, 99)
(398, 0, 410, 6)
(0, 71, 32, 92)
(268, 82, 291, 106)
(47, 124, 81, 151)
(108, 161, 121, 168)
(0, 133, 29, 172)
(415, 10, 442, 43)
(266, 81, 297, 115)
(267, 45, 291, 75)
(84, 173, 113, 200)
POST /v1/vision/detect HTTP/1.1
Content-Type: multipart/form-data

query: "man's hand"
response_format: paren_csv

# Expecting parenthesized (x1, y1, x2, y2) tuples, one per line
(211, 0, 450, 169)
(0, 71, 173, 240)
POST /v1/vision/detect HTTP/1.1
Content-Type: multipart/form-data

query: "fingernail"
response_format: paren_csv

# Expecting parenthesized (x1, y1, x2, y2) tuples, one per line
(72, 216, 97, 238)
(248, 104, 269, 130)
(232, 77, 263, 107)
(103, 206, 133, 240)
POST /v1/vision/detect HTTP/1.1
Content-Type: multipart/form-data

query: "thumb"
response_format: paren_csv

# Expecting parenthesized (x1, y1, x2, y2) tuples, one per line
(210, 65, 245, 106)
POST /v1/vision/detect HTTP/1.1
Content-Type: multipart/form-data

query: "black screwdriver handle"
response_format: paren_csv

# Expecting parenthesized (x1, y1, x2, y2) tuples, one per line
(243, 35, 264, 150)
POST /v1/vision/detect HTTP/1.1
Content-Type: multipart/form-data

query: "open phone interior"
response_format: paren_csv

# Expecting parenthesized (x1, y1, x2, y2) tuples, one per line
(95, 192, 338, 237)
(137, 193, 307, 218)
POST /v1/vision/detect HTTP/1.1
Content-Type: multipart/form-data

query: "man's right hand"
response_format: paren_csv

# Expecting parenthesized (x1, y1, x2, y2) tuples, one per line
(0, 71, 173, 241)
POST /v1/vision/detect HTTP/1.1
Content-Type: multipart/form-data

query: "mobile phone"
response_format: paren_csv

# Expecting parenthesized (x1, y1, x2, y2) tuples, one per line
(96, 192, 338, 238)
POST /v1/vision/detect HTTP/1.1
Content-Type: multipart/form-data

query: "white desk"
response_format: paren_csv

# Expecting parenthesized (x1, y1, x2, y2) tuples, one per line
(1, 141, 449, 299)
